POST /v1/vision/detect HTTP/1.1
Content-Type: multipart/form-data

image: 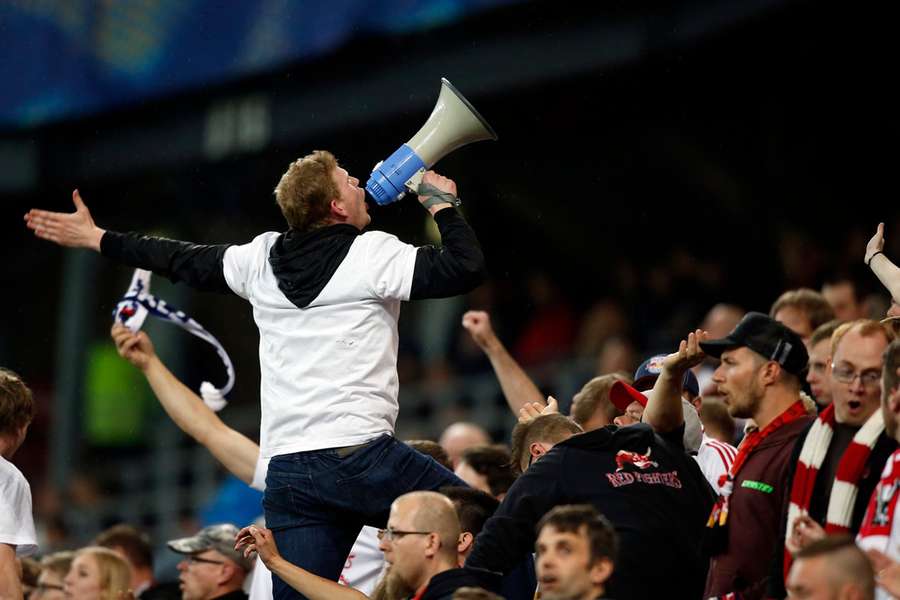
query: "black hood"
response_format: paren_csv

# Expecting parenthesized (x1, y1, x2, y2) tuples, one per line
(268, 224, 361, 308)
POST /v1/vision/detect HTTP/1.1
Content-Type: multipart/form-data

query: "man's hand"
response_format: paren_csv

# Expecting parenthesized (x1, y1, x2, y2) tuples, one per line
(462, 311, 499, 352)
(518, 396, 558, 424)
(417, 171, 458, 216)
(867, 548, 900, 597)
(111, 323, 156, 371)
(663, 330, 708, 379)
(866, 222, 885, 266)
(235, 525, 280, 568)
(787, 514, 825, 554)
(24, 190, 105, 251)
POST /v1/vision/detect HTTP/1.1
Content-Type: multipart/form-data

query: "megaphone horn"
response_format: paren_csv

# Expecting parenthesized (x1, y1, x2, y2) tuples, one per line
(366, 78, 498, 206)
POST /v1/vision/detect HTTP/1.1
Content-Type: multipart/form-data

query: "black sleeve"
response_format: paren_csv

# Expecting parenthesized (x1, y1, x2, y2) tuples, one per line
(409, 208, 486, 300)
(657, 422, 686, 449)
(466, 447, 566, 574)
(101, 231, 232, 294)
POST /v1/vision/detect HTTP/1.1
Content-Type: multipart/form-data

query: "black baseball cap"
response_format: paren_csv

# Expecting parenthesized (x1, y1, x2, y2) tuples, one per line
(699, 311, 809, 376)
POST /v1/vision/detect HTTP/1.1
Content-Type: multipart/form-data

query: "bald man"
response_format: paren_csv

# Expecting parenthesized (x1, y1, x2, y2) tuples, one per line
(379, 491, 499, 600)
(439, 423, 491, 469)
(786, 536, 874, 600)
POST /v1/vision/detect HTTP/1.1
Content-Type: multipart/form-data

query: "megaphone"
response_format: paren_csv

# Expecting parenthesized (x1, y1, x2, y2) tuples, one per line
(366, 78, 498, 205)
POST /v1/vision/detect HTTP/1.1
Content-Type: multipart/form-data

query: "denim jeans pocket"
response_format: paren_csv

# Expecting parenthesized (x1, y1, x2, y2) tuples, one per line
(333, 435, 395, 486)
(262, 485, 299, 530)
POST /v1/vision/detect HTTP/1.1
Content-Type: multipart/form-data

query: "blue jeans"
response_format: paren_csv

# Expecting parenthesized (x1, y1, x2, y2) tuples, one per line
(263, 434, 468, 600)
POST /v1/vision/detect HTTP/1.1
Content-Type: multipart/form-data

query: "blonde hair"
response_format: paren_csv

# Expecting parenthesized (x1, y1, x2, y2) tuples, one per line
(831, 319, 895, 358)
(273, 150, 340, 232)
(75, 546, 132, 600)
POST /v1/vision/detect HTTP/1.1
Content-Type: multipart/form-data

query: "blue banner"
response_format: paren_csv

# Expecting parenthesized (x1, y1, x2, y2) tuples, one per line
(0, 0, 515, 128)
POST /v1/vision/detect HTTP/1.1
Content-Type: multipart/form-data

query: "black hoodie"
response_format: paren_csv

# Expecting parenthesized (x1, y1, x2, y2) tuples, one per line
(466, 424, 716, 600)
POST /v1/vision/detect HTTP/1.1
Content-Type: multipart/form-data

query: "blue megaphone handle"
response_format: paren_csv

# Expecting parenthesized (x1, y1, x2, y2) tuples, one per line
(366, 144, 427, 205)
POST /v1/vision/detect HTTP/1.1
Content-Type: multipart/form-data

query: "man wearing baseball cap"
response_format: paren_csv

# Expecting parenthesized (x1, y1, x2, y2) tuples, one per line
(609, 354, 737, 493)
(169, 524, 252, 600)
(658, 313, 813, 600)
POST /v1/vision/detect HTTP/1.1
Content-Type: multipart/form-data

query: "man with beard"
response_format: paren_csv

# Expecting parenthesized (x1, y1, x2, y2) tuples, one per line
(695, 313, 814, 600)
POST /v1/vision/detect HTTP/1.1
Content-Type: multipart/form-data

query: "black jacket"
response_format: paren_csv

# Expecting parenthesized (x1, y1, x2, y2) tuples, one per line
(412, 567, 503, 600)
(466, 424, 716, 600)
(100, 208, 485, 305)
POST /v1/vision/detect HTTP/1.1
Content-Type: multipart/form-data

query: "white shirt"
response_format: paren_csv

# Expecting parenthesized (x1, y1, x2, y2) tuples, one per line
(223, 230, 417, 458)
(695, 433, 737, 494)
(0, 456, 37, 556)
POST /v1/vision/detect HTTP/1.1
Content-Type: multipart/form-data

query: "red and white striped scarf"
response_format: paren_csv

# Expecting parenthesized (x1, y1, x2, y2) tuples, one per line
(784, 404, 885, 577)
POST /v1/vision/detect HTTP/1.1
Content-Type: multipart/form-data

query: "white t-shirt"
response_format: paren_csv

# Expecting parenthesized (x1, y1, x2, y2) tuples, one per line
(223, 230, 417, 458)
(694, 433, 737, 494)
(0, 456, 37, 556)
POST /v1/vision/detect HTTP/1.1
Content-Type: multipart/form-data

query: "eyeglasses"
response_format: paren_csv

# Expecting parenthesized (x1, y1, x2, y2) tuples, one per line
(185, 555, 226, 566)
(831, 364, 881, 388)
(376, 526, 432, 542)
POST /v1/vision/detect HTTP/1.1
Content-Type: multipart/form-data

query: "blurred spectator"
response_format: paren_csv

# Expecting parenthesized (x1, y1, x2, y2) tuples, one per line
(786, 536, 874, 600)
(450, 588, 503, 600)
(694, 303, 746, 394)
(407, 440, 453, 471)
(807, 320, 843, 408)
(700, 397, 736, 445)
(63, 547, 132, 600)
(168, 524, 252, 600)
(439, 487, 500, 565)
(438, 424, 492, 470)
(593, 337, 637, 377)
(574, 301, 631, 360)
(1, 368, 38, 599)
(535, 505, 617, 600)
(770, 288, 836, 346)
(94, 523, 180, 600)
(33, 551, 73, 600)
(19, 557, 40, 598)
(823, 277, 865, 322)
(513, 272, 576, 366)
(454, 446, 516, 500)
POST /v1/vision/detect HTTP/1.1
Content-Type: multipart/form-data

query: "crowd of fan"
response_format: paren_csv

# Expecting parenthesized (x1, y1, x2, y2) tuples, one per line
(3, 222, 900, 600)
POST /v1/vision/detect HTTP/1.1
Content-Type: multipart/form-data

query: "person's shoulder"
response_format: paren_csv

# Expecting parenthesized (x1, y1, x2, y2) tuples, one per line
(358, 229, 403, 245)
(0, 456, 27, 486)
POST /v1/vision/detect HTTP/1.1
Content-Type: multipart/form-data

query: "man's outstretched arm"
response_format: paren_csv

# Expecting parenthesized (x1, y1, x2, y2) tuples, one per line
(462, 310, 546, 416)
(26, 190, 232, 293)
(111, 323, 259, 484)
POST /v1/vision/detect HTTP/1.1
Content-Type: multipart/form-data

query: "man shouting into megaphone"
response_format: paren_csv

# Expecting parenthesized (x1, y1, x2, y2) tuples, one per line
(25, 151, 485, 599)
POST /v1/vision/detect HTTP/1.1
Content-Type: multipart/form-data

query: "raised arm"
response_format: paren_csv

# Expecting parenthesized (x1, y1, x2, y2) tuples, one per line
(236, 526, 369, 600)
(462, 310, 546, 415)
(111, 324, 259, 484)
(866, 222, 900, 303)
(409, 172, 486, 300)
(644, 329, 707, 433)
(26, 190, 233, 293)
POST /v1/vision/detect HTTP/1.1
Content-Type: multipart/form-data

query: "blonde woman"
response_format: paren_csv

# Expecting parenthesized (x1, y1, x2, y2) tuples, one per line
(63, 547, 131, 600)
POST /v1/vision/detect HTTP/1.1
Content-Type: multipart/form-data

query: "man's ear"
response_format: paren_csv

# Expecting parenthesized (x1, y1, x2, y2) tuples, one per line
(458, 532, 474, 557)
(589, 557, 614, 587)
(330, 198, 348, 219)
(759, 361, 782, 387)
(217, 561, 239, 586)
(529, 442, 547, 462)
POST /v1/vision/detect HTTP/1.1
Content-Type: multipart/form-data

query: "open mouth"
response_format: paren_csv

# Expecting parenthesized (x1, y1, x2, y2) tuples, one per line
(848, 400, 862, 411)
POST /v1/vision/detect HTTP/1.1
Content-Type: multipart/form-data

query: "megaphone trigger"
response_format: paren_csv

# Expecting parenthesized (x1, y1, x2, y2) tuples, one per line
(404, 168, 427, 193)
